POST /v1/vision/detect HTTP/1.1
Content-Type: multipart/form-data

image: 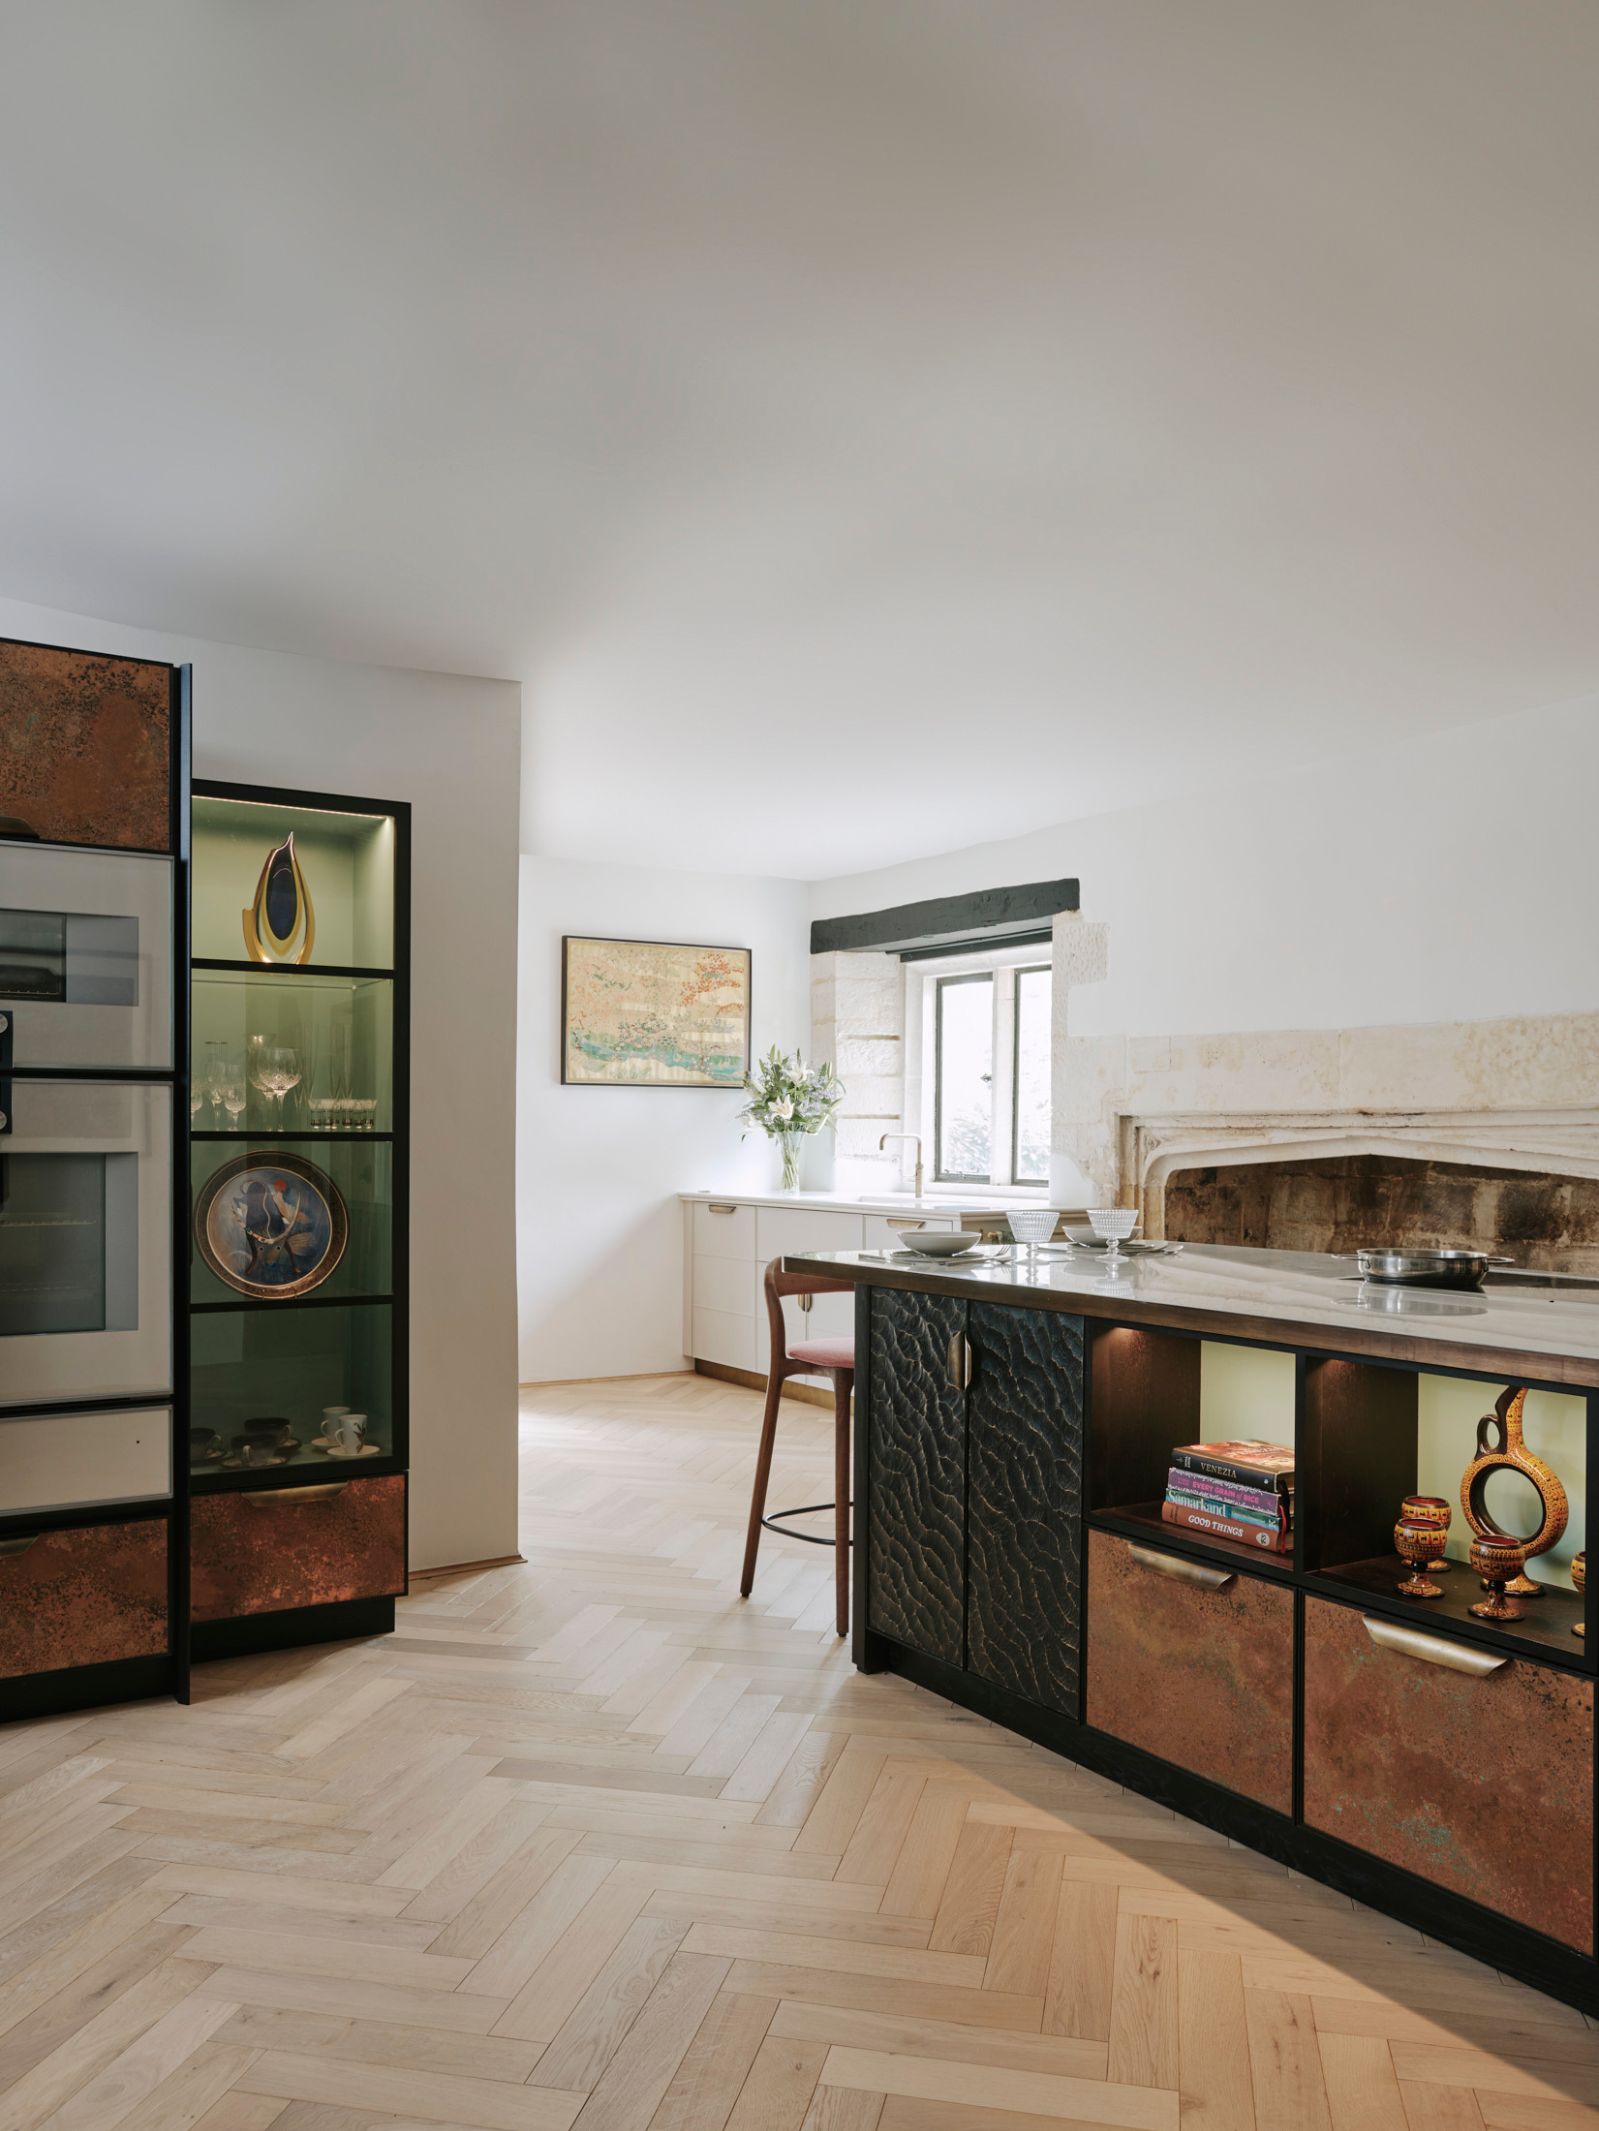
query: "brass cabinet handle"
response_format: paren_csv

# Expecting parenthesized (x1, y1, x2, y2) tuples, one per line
(240, 1483, 350, 1507)
(0, 1536, 38, 1557)
(1128, 1543, 1235, 1592)
(886, 1217, 927, 1230)
(798, 1292, 813, 1314)
(945, 1332, 973, 1392)
(707, 1204, 738, 1215)
(1362, 1616, 1508, 1676)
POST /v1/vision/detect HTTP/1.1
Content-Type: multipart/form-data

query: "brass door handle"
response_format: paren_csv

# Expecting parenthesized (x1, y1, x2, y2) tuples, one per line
(945, 1332, 973, 1392)
(0, 1535, 38, 1557)
(707, 1204, 738, 1215)
(1128, 1543, 1235, 1592)
(886, 1217, 927, 1230)
(1363, 1616, 1508, 1675)
(240, 1484, 350, 1506)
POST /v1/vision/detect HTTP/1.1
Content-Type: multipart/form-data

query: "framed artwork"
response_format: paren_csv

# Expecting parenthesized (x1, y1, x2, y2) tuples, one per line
(194, 1150, 349, 1299)
(562, 935, 752, 1087)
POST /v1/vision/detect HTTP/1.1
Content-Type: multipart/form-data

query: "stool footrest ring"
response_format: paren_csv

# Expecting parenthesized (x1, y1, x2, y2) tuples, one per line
(762, 1500, 851, 1548)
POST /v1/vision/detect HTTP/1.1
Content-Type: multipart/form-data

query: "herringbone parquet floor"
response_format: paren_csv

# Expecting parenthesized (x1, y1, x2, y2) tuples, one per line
(3, 1371, 1599, 2130)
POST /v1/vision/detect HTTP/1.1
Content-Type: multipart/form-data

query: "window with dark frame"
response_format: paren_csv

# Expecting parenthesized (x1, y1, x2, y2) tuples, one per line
(929, 957, 1051, 1189)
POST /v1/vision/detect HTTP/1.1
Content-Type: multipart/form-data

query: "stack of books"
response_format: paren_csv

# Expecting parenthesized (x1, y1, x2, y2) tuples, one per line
(1162, 1439, 1294, 1554)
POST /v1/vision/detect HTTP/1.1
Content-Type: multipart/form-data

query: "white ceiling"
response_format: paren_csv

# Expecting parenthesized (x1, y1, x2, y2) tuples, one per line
(2, 2, 1596, 880)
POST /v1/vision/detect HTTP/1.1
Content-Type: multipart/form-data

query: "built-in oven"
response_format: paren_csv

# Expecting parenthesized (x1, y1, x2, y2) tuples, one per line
(0, 1079, 171, 1409)
(0, 843, 173, 1072)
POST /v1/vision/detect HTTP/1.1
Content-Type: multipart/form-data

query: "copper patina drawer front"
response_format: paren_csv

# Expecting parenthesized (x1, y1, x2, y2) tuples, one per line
(0, 1519, 167, 1678)
(1086, 1529, 1294, 1813)
(191, 1473, 406, 1623)
(1303, 1597, 1594, 1953)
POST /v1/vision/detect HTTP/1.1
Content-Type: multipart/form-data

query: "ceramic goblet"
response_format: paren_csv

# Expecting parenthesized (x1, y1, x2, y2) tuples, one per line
(1469, 1535, 1527, 1622)
(1394, 1513, 1444, 1599)
(1400, 1493, 1452, 1574)
(1573, 1551, 1586, 1639)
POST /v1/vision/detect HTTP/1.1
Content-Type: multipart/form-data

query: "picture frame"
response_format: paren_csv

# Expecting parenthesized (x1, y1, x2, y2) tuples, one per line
(561, 935, 752, 1088)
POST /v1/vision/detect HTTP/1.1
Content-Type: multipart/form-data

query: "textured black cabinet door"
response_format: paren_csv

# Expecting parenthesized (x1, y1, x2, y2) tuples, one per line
(966, 1303, 1084, 1714)
(866, 1287, 966, 1665)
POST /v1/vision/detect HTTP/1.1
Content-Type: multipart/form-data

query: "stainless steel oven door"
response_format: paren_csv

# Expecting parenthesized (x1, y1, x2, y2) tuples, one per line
(0, 1080, 172, 1408)
(0, 845, 173, 1071)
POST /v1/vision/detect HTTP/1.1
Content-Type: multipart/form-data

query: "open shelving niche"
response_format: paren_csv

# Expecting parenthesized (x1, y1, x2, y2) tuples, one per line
(188, 785, 408, 1499)
(1087, 1320, 1595, 1673)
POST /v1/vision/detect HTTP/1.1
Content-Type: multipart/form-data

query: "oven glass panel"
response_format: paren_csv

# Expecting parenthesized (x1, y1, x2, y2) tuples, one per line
(0, 1152, 137, 1339)
(0, 907, 139, 1007)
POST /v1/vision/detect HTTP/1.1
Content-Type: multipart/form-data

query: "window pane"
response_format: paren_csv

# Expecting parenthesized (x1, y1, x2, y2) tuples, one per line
(1013, 966, 1051, 1183)
(936, 975, 993, 1179)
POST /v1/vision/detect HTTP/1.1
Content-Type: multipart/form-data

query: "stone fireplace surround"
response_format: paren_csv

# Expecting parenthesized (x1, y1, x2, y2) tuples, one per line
(1047, 906, 1599, 1269)
(812, 917, 1599, 1266)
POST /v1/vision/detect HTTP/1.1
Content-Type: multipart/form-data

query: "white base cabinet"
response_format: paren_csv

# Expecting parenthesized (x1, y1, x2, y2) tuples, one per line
(683, 1196, 963, 1385)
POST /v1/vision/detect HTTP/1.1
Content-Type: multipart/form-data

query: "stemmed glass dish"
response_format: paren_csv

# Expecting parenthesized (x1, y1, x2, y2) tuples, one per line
(1006, 1209, 1060, 1265)
(1087, 1206, 1140, 1272)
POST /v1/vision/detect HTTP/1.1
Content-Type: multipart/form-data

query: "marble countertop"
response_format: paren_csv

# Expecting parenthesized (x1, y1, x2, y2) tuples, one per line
(789, 1241, 1599, 1384)
(681, 1188, 1054, 1214)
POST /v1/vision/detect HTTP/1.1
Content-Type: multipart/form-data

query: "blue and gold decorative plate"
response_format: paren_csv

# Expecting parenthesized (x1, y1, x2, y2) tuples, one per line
(195, 1150, 348, 1300)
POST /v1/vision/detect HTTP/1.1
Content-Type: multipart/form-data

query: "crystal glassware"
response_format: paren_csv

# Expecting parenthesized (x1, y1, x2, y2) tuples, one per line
(1400, 1493, 1452, 1575)
(256, 1045, 301, 1112)
(1086, 1206, 1140, 1272)
(1469, 1535, 1527, 1622)
(308, 1097, 341, 1132)
(1394, 1512, 1444, 1598)
(1007, 1209, 1058, 1264)
(221, 1075, 247, 1129)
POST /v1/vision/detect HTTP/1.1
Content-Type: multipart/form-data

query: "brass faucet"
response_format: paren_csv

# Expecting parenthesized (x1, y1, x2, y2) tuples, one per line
(879, 1131, 924, 1200)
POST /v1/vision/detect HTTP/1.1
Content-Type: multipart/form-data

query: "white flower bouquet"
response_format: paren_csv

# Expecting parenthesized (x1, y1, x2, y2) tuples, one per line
(738, 1046, 845, 1190)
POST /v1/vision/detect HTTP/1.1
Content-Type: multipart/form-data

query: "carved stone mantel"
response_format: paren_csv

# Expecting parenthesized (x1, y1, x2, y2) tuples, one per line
(1123, 1107, 1599, 1237)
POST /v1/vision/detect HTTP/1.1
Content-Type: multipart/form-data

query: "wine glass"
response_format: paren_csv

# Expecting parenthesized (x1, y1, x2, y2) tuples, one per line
(203, 1039, 228, 1123)
(257, 1046, 301, 1113)
(221, 1075, 247, 1130)
(1087, 1206, 1140, 1272)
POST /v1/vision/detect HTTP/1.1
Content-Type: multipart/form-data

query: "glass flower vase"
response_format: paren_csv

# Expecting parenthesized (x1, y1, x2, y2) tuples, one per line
(778, 1132, 802, 1191)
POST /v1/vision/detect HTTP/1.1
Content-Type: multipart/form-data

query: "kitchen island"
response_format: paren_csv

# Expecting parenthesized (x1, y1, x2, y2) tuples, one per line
(789, 1241, 1599, 2010)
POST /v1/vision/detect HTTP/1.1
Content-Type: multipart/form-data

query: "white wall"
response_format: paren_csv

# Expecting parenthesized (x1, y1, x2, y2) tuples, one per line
(517, 855, 810, 1382)
(0, 596, 522, 1573)
(810, 697, 1599, 1038)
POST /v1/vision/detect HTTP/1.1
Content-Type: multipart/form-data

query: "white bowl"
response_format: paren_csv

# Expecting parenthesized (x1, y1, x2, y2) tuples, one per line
(901, 1230, 981, 1257)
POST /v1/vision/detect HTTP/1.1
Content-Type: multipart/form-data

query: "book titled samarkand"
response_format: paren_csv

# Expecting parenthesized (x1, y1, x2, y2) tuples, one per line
(1170, 1439, 1294, 1496)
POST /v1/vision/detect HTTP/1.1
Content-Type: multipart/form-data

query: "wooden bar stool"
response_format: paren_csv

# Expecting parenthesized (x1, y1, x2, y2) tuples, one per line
(740, 1260, 855, 1636)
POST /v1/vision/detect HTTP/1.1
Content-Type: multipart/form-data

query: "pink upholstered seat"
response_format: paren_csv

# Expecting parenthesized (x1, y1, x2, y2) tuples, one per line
(785, 1335, 855, 1371)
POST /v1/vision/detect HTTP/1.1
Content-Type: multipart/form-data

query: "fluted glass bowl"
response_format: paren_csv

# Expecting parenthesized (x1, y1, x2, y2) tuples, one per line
(1006, 1210, 1060, 1250)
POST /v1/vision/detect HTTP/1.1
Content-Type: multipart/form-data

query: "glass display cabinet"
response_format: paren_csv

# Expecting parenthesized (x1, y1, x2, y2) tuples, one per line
(188, 781, 409, 1658)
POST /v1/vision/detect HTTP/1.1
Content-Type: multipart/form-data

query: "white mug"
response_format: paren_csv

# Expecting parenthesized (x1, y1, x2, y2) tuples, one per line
(322, 1405, 350, 1424)
(328, 1412, 367, 1454)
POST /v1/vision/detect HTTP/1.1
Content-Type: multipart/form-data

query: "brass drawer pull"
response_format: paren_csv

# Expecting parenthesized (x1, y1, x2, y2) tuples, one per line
(240, 1484, 350, 1507)
(707, 1204, 738, 1215)
(886, 1217, 927, 1230)
(1363, 1616, 1508, 1676)
(1128, 1543, 1235, 1593)
(945, 1332, 973, 1392)
(0, 1535, 38, 1557)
